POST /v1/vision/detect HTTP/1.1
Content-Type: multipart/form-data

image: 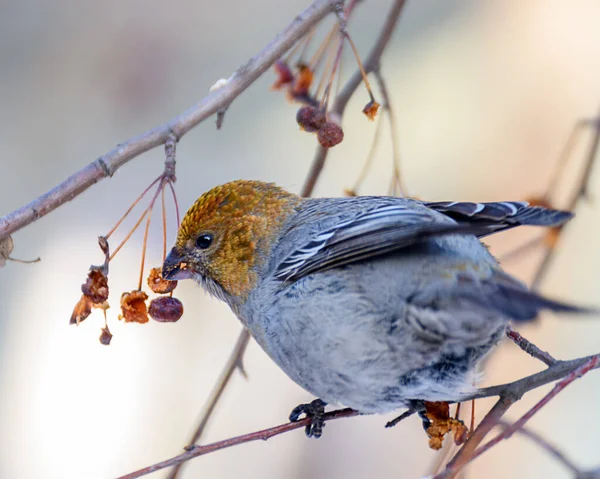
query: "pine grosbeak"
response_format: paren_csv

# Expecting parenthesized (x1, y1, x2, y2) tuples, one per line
(163, 180, 585, 437)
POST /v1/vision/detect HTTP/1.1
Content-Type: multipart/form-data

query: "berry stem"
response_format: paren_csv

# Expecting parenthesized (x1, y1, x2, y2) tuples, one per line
(105, 176, 161, 240)
(313, 32, 339, 101)
(109, 207, 149, 261)
(298, 27, 316, 64)
(343, 33, 376, 103)
(168, 181, 181, 227)
(161, 184, 167, 263)
(470, 399, 476, 434)
(137, 182, 163, 291)
(321, 35, 344, 110)
(309, 24, 337, 72)
(351, 111, 383, 193)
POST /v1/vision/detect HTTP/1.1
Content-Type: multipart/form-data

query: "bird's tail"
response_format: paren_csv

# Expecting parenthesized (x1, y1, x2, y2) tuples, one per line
(456, 269, 596, 322)
(491, 284, 596, 322)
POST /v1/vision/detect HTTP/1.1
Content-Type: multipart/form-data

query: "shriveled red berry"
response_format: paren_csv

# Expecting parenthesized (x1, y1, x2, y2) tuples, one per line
(99, 325, 113, 345)
(296, 106, 326, 133)
(70, 295, 93, 325)
(271, 60, 294, 90)
(362, 100, 380, 121)
(147, 266, 177, 294)
(149, 296, 184, 323)
(292, 64, 313, 96)
(81, 268, 109, 304)
(317, 122, 344, 148)
(119, 290, 149, 324)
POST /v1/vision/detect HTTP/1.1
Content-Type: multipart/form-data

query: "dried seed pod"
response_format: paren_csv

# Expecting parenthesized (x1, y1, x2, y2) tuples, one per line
(81, 268, 109, 304)
(293, 64, 313, 96)
(70, 295, 93, 325)
(149, 296, 184, 323)
(423, 401, 468, 450)
(317, 122, 344, 148)
(271, 60, 294, 90)
(119, 290, 149, 324)
(147, 267, 177, 294)
(99, 325, 113, 345)
(296, 106, 326, 133)
(362, 100, 380, 121)
(0, 235, 14, 268)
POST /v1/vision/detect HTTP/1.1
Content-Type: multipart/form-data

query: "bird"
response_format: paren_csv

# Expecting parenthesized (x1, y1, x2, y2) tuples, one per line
(162, 180, 587, 438)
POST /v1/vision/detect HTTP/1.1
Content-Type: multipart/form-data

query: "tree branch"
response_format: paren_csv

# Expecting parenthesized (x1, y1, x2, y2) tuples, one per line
(117, 336, 599, 479)
(116, 408, 358, 479)
(0, 0, 340, 239)
(434, 355, 600, 479)
(165, 328, 250, 479)
(505, 325, 557, 366)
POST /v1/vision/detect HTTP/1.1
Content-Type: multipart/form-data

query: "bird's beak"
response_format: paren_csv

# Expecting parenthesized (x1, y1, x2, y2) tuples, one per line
(162, 248, 195, 281)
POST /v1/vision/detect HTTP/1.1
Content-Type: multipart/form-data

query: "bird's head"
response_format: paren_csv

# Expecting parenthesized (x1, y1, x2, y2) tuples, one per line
(163, 180, 301, 303)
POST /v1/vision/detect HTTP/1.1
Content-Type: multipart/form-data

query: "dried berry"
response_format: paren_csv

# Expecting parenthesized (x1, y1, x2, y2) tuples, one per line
(149, 297, 184, 323)
(70, 295, 93, 325)
(293, 64, 313, 96)
(147, 266, 177, 294)
(0, 235, 14, 268)
(81, 268, 109, 304)
(119, 290, 149, 324)
(423, 401, 468, 450)
(317, 122, 344, 148)
(362, 100, 380, 121)
(296, 106, 326, 133)
(99, 325, 113, 345)
(271, 60, 294, 90)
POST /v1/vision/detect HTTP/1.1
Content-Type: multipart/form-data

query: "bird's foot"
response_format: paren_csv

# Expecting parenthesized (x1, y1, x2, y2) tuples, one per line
(289, 398, 327, 438)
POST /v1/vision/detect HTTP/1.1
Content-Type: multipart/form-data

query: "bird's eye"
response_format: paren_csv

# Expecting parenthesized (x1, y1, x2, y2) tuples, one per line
(196, 233, 213, 250)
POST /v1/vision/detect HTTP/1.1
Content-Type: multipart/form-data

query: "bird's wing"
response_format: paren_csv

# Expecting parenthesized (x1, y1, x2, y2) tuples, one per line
(425, 200, 572, 238)
(275, 199, 573, 282)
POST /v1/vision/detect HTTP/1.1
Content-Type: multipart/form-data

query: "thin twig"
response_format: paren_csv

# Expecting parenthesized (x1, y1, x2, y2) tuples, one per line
(120, 338, 600, 479)
(433, 396, 516, 479)
(0, 0, 340, 239)
(531, 112, 600, 290)
(497, 420, 582, 476)
(471, 356, 599, 463)
(505, 325, 557, 366)
(116, 408, 359, 479)
(374, 69, 407, 197)
(433, 354, 600, 479)
(165, 328, 251, 479)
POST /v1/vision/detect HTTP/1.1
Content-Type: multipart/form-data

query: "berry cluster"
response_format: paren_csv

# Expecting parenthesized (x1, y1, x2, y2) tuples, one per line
(271, 3, 379, 149)
(70, 141, 184, 345)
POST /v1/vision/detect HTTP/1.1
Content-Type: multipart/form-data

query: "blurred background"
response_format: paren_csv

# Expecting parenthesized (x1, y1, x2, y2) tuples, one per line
(1, 0, 600, 478)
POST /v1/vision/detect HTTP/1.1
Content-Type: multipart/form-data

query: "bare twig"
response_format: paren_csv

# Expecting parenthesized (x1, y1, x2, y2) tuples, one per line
(531, 113, 600, 290)
(302, 0, 407, 196)
(505, 325, 557, 366)
(165, 328, 250, 479)
(116, 408, 359, 479)
(0, 0, 340, 239)
(373, 69, 407, 197)
(471, 356, 599, 463)
(497, 421, 582, 476)
(433, 354, 600, 479)
(119, 334, 600, 479)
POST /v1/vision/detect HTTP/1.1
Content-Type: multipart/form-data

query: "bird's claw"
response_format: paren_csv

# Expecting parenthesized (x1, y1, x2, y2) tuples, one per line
(289, 398, 327, 438)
